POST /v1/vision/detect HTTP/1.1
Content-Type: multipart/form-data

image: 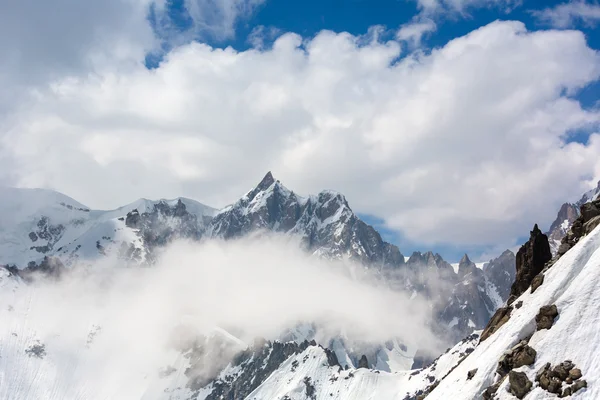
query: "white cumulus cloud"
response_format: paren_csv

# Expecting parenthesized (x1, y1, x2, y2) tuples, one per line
(1, 11, 600, 252)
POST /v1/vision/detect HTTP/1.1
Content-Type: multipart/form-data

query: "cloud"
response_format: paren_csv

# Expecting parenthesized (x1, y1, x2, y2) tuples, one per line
(0, 237, 442, 396)
(2, 20, 600, 252)
(150, 0, 267, 44)
(532, 0, 600, 28)
(415, 0, 521, 14)
(247, 25, 282, 49)
(397, 18, 437, 47)
(0, 0, 155, 116)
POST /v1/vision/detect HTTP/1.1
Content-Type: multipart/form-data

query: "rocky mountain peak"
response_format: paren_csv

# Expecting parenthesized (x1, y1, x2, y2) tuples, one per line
(210, 174, 404, 268)
(458, 253, 477, 280)
(509, 223, 552, 303)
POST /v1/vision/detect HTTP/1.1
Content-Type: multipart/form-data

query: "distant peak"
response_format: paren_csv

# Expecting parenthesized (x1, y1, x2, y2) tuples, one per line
(257, 171, 275, 191)
(460, 253, 471, 264)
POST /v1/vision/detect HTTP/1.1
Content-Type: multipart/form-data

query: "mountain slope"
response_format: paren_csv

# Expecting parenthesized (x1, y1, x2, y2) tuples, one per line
(0, 188, 217, 267)
(424, 221, 600, 399)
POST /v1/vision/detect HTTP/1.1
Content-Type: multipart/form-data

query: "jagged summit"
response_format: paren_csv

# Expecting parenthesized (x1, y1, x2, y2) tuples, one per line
(211, 172, 404, 268)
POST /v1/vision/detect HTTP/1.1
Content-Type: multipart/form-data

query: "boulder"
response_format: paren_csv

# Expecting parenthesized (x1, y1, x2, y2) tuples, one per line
(535, 304, 559, 330)
(531, 274, 544, 293)
(508, 371, 532, 399)
(467, 369, 477, 380)
(496, 341, 536, 376)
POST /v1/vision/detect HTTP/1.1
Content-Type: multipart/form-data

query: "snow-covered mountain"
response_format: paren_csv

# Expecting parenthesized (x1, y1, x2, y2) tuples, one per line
(0, 187, 216, 267)
(1, 173, 512, 344)
(0, 173, 524, 399)
(209, 172, 404, 268)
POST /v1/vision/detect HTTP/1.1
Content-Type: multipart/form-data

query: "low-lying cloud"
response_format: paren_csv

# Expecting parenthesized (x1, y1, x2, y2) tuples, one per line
(0, 236, 445, 398)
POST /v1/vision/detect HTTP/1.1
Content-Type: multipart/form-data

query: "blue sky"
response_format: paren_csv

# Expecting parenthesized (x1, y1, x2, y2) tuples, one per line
(149, 0, 600, 66)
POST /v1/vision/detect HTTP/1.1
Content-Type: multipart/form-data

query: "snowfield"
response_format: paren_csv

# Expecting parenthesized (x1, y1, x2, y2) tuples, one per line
(427, 224, 600, 399)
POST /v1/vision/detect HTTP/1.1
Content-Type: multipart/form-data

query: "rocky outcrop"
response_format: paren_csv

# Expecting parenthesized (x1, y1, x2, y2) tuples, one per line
(480, 306, 512, 342)
(535, 304, 558, 330)
(5, 256, 65, 282)
(202, 340, 318, 400)
(123, 199, 204, 262)
(547, 203, 579, 255)
(509, 224, 552, 302)
(536, 361, 587, 397)
(557, 198, 600, 258)
(358, 355, 370, 369)
(531, 273, 544, 293)
(496, 340, 537, 377)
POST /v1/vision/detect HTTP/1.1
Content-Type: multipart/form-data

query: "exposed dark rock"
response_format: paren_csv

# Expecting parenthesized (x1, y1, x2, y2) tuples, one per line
(210, 173, 405, 270)
(537, 360, 585, 397)
(123, 200, 204, 262)
(496, 340, 536, 377)
(515, 301, 523, 309)
(125, 209, 141, 229)
(535, 304, 558, 330)
(557, 198, 600, 258)
(510, 224, 552, 299)
(531, 273, 544, 293)
(303, 376, 317, 400)
(411, 349, 434, 370)
(203, 340, 317, 400)
(569, 368, 582, 380)
(482, 376, 506, 400)
(323, 348, 341, 368)
(358, 354, 369, 369)
(467, 368, 477, 380)
(480, 306, 512, 342)
(27, 216, 66, 254)
(11, 256, 65, 282)
(25, 342, 46, 358)
(508, 370, 532, 399)
(547, 203, 580, 254)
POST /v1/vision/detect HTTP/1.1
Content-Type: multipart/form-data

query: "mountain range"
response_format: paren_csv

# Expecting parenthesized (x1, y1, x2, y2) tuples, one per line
(1, 173, 599, 399)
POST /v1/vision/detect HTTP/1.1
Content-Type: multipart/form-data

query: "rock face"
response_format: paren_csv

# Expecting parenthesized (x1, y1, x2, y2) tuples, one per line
(557, 198, 600, 258)
(202, 340, 320, 400)
(547, 203, 579, 255)
(358, 355, 370, 369)
(124, 199, 204, 262)
(509, 224, 552, 302)
(535, 304, 559, 330)
(480, 306, 512, 342)
(483, 250, 516, 300)
(209, 172, 405, 268)
(546, 180, 600, 256)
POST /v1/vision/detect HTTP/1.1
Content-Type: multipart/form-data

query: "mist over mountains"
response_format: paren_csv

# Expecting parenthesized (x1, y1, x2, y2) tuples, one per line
(2, 173, 599, 399)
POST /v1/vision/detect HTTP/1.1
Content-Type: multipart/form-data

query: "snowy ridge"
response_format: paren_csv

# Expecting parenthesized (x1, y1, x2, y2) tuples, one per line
(246, 333, 480, 400)
(425, 224, 600, 399)
(0, 188, 216, 267)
